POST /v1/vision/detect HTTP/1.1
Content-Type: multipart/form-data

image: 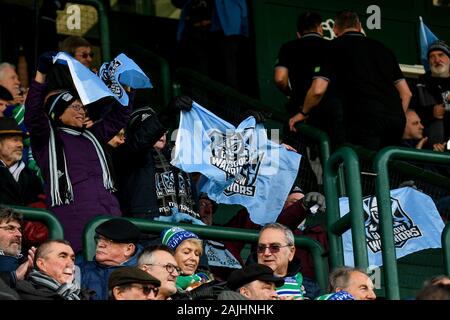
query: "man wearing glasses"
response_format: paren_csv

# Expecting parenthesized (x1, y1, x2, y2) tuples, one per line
(78, 218, 143, 300)
(109, 266, 160, 300)
(138, 245, 181, 300)
(257, 222, 320, 300)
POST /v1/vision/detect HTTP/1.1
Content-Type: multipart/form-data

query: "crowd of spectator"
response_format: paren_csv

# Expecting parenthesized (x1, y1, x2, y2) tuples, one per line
(0, 5, 449, 301)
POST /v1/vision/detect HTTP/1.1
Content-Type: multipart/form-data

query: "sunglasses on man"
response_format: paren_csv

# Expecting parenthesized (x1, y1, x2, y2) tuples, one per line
(130, 284, 159, 296)
(256, 244, 292, 254)
(77, 52, 94, 59)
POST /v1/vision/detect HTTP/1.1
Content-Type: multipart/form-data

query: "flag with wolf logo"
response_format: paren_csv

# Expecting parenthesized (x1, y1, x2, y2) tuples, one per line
(54, 52, 151, 106)
(171, 102, 301, 225)
(339, 187, 445, 267)
(98, 53, 152, 105)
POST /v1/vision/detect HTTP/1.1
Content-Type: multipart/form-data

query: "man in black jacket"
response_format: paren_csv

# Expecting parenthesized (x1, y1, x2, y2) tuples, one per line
(15, 239, 89, 300)
(114, 96, 200, 220)
(0, 118, 43, 206)
(412, 40, 450, 146)
(289, 10, 412, 151)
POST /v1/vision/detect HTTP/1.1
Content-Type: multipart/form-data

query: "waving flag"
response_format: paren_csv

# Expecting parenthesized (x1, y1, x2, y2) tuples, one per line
(419, 16, 439, 71)
(54, 52, 151, 106)
(340, 187, 445, 267)
(171, 102, 301, 225)
(99, 53, 152, 105)
(54, 52, 117, 105)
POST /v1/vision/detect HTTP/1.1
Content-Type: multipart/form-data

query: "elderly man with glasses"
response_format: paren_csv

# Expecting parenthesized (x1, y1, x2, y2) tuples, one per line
(78, 218, 143, 300)
(137, 244, 181, 300)
(257, 222, 321, 300)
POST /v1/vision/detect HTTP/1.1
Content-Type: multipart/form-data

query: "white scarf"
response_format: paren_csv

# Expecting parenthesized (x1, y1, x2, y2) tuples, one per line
(48, 124, 115, 206)
(0, 159, 25, 182)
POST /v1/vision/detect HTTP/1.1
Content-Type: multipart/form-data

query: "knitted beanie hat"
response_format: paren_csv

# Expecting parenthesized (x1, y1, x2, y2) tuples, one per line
(428, 40, 450, 59)
(45, 90, 79, 121)
(161, 227, 199, 251)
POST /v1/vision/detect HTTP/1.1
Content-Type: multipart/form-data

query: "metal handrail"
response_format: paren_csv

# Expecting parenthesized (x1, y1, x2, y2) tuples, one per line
(2, 205, 64, 239)
(324, 147, 368, 270)
(442, 223, 450, 277)
(72, 0, 111, 61)
(373, 146, 450, 300)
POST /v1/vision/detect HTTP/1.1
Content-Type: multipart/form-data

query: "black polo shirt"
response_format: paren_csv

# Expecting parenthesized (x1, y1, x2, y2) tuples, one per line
(275, 32, 330, 116)
(316, 31, 405, 120)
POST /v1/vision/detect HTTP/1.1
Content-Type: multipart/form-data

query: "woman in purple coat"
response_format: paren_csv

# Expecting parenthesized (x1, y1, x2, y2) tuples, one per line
(24, 53, 131, 252)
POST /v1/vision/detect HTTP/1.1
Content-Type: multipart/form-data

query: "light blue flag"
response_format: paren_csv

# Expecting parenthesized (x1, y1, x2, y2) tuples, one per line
(54, 52, 118, 105)
(340, 187, 445, 267)
(419, 16, 439, 71)
(98, 53, 152, 105)
(171, 102, 302, 225)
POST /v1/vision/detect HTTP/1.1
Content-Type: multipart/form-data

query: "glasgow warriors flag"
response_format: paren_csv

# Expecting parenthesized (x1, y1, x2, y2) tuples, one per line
(340, 187, 445, 267)
(419, 16, 439, 71)
(54, 52, 117, 105)
(99, 53, 152, 105)
(171, 102, 301, 225)
(54, 52, 151, 106)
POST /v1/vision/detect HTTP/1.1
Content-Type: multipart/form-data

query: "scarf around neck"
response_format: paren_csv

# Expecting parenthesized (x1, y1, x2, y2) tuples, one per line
(48, 123, 115, 206)
(28, 270, 81, 300)
(0, 160, 25, 182)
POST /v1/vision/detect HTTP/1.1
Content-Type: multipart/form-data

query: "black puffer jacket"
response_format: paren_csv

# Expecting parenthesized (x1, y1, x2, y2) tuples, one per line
(114, 107, 198, 218)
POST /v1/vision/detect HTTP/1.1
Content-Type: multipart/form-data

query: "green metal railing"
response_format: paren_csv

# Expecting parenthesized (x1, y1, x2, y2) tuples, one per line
(295, 123, 331, 168)
(174, 67, 286, 125)
(443, 223, 450, 277)
(374, 146, 450, 300)
(2, 205, 64, 239)
(73, 0, 111, 61)
(83, 216, 328, 291)
(349, 143, 450, 192)
(323, 147, 368, 270)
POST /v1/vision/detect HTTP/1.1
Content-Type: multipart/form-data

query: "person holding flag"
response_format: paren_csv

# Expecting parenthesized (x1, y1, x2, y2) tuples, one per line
(24, 52, 133, 252)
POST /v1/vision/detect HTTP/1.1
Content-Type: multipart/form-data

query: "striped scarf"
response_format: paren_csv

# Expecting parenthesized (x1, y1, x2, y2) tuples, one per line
(48, 124, 115, 206)
(28, 270, 81, 300)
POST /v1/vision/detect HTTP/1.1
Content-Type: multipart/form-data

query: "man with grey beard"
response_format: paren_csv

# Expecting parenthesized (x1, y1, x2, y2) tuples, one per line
(0, 207, 35, 287)
(0, 117, 43, 206)
(413, 40, 450, 146)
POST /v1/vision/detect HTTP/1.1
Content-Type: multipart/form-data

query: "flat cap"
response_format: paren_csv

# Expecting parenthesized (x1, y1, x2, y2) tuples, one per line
(227, 264, 284, 290)
(95, 218, 141, 244)
(108, 266, 161, 289)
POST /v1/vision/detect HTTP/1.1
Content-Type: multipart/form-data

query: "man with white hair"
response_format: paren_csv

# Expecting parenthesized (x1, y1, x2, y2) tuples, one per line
(413, 40, 450, 146)
(0, 63, 22, 105)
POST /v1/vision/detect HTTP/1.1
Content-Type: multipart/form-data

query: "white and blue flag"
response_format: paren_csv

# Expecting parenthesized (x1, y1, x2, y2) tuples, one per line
(171, 102, 301, 225)
(340, 187, 445, 267)
(98, 53, 152, 105)
(54, 52, 151, 106)
(54, 52, 117, 106)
